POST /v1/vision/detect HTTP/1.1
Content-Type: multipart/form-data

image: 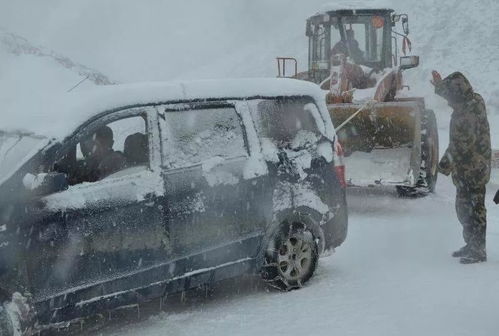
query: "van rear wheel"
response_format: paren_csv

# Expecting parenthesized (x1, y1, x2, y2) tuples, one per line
(261, 222, 318, 291)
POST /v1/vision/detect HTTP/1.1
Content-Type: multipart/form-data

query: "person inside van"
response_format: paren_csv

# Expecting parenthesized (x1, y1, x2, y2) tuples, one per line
(58, 126, 127, 184)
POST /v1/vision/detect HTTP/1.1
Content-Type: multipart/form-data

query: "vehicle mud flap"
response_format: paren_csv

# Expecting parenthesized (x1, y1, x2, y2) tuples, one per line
(328, 101, 422, 187)
(323, 199, 348, 251)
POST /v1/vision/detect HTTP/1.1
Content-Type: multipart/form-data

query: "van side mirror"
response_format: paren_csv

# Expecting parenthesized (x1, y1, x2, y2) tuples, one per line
(399, 56, 419, 70)
(23, 172, 69, 195)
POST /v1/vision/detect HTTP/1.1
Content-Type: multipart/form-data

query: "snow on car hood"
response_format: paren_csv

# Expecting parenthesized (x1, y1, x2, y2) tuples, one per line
(0, 131, 50, 187)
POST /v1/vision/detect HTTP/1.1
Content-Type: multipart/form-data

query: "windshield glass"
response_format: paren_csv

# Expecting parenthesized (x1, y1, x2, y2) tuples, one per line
(331, 15, 385, 64)
(311, 14, 386, 68)
(249, 97, 324, 150)
(0, 132, 48, 186)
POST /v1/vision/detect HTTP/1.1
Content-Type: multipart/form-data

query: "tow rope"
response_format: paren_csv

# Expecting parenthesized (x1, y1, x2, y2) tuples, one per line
(334, 99, 376, 133)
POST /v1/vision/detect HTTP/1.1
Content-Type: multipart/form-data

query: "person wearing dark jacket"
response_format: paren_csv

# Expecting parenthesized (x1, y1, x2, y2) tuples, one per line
(68, 126, 126, 183)
(433, 71, 491, 264)
(331, 29, 365, 64)
(86, 126, 127, 180)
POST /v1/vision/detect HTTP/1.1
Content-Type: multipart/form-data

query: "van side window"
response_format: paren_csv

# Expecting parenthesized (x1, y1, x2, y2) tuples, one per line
(250, 98, 322, 149)
(57, 115, 149, 185)
(164, 107, 246, 169)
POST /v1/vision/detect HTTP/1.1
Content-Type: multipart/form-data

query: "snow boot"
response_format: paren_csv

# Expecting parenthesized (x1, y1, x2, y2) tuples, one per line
(452, 245, 470, 258)
(459, 250, 487, 264)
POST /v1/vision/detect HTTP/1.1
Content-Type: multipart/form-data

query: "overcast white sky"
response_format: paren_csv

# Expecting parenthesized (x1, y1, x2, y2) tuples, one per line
(0, 0, 346, 81)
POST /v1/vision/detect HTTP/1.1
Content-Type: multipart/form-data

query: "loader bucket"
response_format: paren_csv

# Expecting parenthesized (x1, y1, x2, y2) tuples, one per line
(328, 101, 422, 187)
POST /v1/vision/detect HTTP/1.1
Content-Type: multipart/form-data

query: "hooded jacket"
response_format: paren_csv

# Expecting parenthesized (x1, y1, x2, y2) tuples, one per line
(436, 72, 491, 188)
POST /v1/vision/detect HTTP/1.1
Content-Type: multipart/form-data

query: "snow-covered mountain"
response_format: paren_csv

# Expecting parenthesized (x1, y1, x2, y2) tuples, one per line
(0, 28, 113, 134)
(0, 0, 498, 141)
(0, 28, 113, 85)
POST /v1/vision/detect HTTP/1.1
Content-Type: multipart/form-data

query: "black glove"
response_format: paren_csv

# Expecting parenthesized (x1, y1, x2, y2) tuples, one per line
(494, 190, 499, 205)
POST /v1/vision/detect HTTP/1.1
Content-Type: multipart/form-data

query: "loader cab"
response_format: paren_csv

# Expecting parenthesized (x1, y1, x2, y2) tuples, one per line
(306, 9, 394, 84)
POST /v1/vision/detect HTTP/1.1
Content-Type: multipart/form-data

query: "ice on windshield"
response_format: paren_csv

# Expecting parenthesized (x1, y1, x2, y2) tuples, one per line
(0, 132, 48, 186)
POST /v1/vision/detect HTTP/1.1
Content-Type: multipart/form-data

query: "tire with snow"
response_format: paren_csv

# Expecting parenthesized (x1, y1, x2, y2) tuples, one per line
(397, 109, 439, 197)
(0, 304, 14, 336)
(260, 222, 319, 291)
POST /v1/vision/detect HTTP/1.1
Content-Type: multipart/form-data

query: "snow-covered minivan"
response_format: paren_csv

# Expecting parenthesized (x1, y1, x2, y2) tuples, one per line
(0, 78, 347, 335)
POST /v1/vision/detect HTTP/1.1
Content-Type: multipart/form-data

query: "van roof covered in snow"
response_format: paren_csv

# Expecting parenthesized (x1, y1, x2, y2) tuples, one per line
(2, 78, 331, 141)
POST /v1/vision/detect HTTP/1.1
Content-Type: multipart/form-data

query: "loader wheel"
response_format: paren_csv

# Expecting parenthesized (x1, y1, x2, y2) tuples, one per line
(261, 222, 318, 291)
(397, 109, 439, 197)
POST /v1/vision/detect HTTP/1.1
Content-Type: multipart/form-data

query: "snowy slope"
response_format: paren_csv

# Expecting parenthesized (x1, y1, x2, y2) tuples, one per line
(401, 0, 499, 148)
(1, 0, 498, 143)
(0, 28, 112, 135)
(0, 48, 90, 133)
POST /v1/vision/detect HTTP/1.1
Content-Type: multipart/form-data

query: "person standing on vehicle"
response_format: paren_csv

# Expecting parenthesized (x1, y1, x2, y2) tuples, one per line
(433, 71, 491, 264)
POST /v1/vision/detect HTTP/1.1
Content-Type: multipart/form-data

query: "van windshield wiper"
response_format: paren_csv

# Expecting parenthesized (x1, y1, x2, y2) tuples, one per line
(1, 135, 23, 164)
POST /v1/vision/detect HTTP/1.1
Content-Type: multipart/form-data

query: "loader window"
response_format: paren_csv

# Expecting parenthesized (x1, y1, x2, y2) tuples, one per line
(311, 24, 329, 67)
(328, 15, 386, 66)
(366, 20, 384, 62)
(331, 23, 367, 64)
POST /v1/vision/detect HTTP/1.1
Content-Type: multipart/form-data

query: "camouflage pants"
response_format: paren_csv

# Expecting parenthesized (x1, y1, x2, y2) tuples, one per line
(455, 185, 487, 252)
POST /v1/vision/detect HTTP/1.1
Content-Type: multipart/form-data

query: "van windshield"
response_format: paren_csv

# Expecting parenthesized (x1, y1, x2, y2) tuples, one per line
(248, 97, 325, 150)
(0, 131, 49, 186)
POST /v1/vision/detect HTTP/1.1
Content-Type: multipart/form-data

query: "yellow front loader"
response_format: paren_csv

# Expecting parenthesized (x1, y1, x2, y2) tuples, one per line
(278, 7, 439, 196)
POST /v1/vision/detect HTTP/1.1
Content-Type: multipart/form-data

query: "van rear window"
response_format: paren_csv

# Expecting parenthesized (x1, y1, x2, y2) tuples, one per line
(249, 97, 323, 149)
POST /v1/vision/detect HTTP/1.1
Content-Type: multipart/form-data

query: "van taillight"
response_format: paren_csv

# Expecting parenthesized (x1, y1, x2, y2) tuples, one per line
(334, 142, 347, 188)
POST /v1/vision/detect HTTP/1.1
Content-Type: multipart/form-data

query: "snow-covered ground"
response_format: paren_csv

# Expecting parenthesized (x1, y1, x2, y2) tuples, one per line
(2, 0, 499, 335)
(92, 177, 499, 336)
